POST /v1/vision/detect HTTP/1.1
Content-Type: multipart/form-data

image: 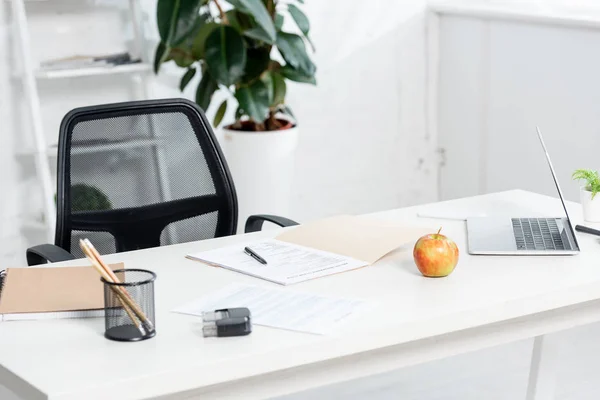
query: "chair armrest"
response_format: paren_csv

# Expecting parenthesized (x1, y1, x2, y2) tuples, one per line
(245, 214, 300, 233)
(26, 244, 76, 266)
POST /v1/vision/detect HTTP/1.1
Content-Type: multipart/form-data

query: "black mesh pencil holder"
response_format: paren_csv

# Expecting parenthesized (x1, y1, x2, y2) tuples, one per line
(101, 269, 156, 342)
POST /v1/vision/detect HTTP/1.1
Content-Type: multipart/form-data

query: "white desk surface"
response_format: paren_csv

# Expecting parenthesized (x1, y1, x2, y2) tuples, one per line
(3, 190, 600, 400)
(430, 0, 600, 30)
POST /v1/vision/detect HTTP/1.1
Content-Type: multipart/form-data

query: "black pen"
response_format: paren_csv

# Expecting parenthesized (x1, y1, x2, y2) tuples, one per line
(244, 247, 267, 265)
(575, 224, 600, 237)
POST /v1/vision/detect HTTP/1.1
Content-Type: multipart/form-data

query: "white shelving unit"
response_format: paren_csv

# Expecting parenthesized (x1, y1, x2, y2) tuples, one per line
(9, 0, 154, 243)
(34, 62, 151, 80)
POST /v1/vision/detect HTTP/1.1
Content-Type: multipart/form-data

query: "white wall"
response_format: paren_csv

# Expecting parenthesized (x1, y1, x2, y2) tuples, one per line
(0, 0, 435, 266)
(284, 1, 435, 220)
(0, 1, 24, 266)
(152, 0, 436, 221)
(437, 3, 600, 204)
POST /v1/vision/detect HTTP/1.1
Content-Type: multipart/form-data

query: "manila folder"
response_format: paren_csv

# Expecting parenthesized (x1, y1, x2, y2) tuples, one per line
(276, 215, 429, 264)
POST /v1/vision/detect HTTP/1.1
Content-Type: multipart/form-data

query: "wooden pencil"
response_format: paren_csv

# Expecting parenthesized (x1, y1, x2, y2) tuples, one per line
(79, 240, 146, 335)
(82, 239, 155, 333)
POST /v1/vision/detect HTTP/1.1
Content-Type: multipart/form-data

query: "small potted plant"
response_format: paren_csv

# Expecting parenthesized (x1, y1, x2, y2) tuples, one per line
(154, 0, 316, 230)
(572, 169, 600, 222)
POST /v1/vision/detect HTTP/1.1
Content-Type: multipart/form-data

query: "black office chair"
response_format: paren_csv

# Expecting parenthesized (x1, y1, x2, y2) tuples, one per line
(26, 98, 298, 265)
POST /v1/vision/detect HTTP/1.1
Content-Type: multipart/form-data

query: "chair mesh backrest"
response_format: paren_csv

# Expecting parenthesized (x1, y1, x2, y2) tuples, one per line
(54, 99, 237, 257)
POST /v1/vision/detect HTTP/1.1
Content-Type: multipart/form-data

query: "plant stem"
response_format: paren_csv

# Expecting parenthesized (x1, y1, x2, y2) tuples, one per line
(213, 0, 228, 24)
(265, 109, 283, 131)
(267, 0, 275, 17)
(169, 47, 194, 60)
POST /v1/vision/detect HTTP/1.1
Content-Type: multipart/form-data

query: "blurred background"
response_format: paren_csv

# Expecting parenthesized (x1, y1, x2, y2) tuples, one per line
(0, 0, 436, 267)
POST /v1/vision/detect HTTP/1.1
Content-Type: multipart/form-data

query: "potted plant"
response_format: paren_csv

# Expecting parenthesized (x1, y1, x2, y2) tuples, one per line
(572, 169, 600, 222)
(55, 184, 112, 212)
(154, 0, 316, 231)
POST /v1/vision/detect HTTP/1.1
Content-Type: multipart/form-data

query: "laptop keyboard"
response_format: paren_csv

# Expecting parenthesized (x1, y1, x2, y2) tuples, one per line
(512, 218, 571, 251)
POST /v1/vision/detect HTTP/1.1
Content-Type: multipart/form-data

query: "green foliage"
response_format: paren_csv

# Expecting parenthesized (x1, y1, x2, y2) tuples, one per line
(235, 79, 270, 122)
(154, 0, 316, 131)
(71, 184, 112, 212)
(180, 67, 197, 91)
(192, 22, 219, 58)
(213, 100, 228, 127)
(204, 26, 247, 86)
(274, 13, 284, 30)
(153, 42, 169, 74)
(270, 72, 286, 106)
(280, 65, 315, 84)
(572, 169, 600, 199)
(195, 69, 219, 110)
(227, 0, 276, 43)
(157, 0, 204, 46)
(276, 32, 315, 76)
(287, 4, 313, 51)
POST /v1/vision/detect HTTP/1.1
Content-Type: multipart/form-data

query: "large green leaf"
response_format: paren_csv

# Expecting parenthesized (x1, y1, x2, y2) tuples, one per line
(167, 13, 209, 64)
(227, 9, 253, 31)
(241, 47, 270, 83)
(204, 26, 247, 86)
(154, 42, 169, 73)
(274, 13, 284, 31)
(157, 0, 178, 43)
(271, 72, 287, 106)
(280, 65, 316, 85)
(169, 48, 195, 67)
(243, 27, 273, 43)
(180, 67, 196, 91)
(287, 4, 309, 35)
(157, 0, 203, 46)
(191, 22, 219, 59)
(227, 0, 276, 43)
(235, 80, 270, 122)
(276, 32, 315, 76)
(287, 4, 314, 50)
(196, 72, 218, 110)
(226, 10, 242, 31)
(281, 104, 296, 120)
(213, 100, 228, 127)
(227, 8, 273, 45)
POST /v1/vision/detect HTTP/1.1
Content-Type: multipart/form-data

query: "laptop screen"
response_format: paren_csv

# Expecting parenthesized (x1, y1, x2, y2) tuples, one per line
(536, 127, 580, 249)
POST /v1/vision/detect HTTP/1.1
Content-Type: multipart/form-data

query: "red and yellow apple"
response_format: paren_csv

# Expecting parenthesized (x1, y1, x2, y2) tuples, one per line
(413, 228, 459, 277)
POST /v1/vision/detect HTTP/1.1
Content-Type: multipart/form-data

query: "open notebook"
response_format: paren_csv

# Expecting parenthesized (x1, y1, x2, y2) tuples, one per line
(0, 263, 122, 322)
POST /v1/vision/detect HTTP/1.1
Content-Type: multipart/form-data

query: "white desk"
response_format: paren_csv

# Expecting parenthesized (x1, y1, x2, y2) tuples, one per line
(2, 190, 600, 400)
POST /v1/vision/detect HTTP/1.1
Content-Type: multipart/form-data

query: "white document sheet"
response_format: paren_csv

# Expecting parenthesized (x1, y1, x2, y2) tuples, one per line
(186, 239, 368, 285)
(173, 283, 370, 335)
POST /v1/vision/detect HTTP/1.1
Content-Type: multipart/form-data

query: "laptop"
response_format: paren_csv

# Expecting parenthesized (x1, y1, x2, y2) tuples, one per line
(466, 127, 580, 255)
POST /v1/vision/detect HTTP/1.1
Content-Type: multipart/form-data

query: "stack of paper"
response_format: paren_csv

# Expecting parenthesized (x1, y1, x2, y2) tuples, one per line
(173, 283, 370, 335)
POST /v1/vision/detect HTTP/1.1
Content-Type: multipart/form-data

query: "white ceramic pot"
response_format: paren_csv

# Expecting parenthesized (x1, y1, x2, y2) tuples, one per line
(580, 187, 600, 222)
(221, 125, 299, 233)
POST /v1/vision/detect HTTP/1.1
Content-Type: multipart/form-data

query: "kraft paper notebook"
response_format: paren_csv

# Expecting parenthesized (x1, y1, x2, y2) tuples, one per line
(0, 263, 123, 321)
